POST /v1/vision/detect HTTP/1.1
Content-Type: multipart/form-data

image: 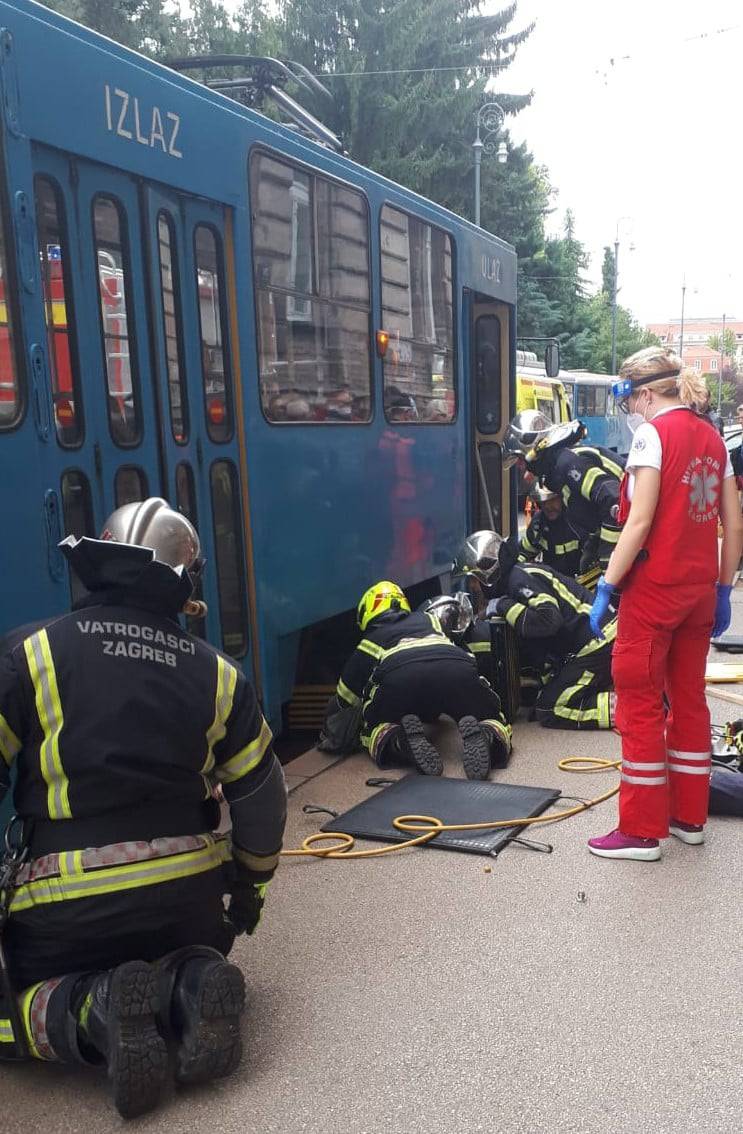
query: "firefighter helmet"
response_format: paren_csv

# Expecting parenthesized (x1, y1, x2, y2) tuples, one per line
(530, 481, 560, 504)
(420, 593, 474, 638)
(357, 581, 411, 631)
(524, 419, 586, 467)
(451, 530, 505, 584)
(502, 410, 552, 469)
(100, 497, 201, 573)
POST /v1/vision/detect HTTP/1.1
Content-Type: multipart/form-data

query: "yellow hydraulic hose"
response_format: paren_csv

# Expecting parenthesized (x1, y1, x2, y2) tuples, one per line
(281, 756, 621, 860)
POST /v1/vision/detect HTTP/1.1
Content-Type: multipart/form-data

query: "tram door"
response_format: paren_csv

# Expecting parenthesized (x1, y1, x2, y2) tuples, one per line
(28, 147, 253, 674)
(470, 293, 513, 535)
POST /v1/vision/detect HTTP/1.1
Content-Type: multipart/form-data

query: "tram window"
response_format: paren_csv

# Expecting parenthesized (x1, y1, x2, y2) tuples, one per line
(61, 470, 94, 603)
(93, 196, 141, 447)
(250, 152, 372, 423)
(595, 386, 608, 415)
(474, 314, 501, 434)
(576, 385, 595, 416)
(34, 177, 82, 447)
(210, 461, 247, 658)
(114, 465, 149, 506)
(157, 212, 188, 443)
(0, 206, 20, 429)
(175, 461, 205, 639)
(194, 226, 232, 443)
(380, 205, 454, 424)
(562, 382, 575, 415)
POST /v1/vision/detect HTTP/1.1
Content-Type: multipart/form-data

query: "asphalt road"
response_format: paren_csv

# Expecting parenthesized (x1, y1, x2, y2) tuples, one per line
(4, 596, 743, 1133)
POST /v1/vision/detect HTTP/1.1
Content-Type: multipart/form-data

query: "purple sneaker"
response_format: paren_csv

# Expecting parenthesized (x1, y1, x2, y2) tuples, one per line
(588, 829, 661, 861)
(669, 819, 705, 845)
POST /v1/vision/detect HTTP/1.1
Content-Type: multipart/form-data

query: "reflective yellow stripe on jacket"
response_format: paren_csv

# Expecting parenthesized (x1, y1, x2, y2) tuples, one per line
(202, 655, 238, 775)
(217, 716, 273, 785)
(0, 1018, 14, 1044)
(336, 678, 361, 707)
(0, 713, 21, 767)
(24, 630, 71, 820)
(10, 837, 230, 915)
(525, 567, 592, 615)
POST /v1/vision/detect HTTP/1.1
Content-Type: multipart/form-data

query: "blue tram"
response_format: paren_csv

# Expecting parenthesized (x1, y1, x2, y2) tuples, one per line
(0, 0, 518, 733)
(560, 372, 632, 456)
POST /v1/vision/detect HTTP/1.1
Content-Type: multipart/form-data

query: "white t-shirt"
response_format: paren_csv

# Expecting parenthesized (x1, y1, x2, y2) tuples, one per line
(625, 404, 733, 498)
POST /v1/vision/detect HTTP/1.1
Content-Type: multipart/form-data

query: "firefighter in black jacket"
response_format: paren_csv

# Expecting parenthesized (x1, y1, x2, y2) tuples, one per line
(0, 499, 287, 1119)
(320, 581, 511, 780)
(519, 483, 581, 578)
(453, 531, 616, 730)
(504, 412, 625, 572)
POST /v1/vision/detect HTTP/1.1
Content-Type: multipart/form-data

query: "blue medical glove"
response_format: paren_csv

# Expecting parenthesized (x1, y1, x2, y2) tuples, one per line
(589, 576, 615, 640)
(712, 584, 733, 639)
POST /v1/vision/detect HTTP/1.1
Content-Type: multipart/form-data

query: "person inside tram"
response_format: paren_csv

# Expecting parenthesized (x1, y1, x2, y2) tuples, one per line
(385, 386, 419, 422)
(319, 581, 511, 780)
(518, 483, 582, 579)
(420, 398, 450, 423)
(453, 530, 616, 731)
(0, 499, 287, 1119)
(325, 385, 354, 421)
(503, 410, 625, 574)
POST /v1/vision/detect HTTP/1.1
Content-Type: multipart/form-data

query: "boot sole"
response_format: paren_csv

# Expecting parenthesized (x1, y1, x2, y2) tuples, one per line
(400, 715, 443, 776)
(107, 961, 168, 1120)
(458, 716, 491, 780)
(176, 962, 246, 1086)
(588, 845, 661, 861)
(670, 827, 705, 845)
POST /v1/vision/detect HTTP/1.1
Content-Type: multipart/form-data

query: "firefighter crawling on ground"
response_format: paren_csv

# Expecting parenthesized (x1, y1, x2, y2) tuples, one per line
(319, 581, 512, 780)
(0, 498, 287, 1120)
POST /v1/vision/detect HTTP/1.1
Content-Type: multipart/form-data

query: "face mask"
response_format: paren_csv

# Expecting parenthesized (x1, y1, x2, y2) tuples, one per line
(627, 412, 644, 435)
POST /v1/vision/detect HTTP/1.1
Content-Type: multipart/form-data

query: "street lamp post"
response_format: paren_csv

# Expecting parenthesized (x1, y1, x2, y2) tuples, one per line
(679, 277, 686, 360)
(610, 216, 633, 375)
(473, 102, 507, 228)
(718, 312, 726, 414)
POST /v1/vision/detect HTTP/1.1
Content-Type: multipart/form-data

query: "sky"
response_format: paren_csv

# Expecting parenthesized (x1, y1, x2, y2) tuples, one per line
(500, 0, 743, 327)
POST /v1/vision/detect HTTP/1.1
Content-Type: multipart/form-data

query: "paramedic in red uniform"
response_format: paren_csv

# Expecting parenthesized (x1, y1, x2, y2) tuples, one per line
(587, 348, 743, 860)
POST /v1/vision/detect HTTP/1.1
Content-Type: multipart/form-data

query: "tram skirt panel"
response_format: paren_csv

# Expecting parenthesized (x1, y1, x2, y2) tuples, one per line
(321, 775, 560, 857)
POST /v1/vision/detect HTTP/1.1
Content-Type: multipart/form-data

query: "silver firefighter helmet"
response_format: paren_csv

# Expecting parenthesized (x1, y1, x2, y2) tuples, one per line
(451, 530, 505, 584)
(524, 419, 586, 468)
(502, 410, 552, 469)
(100, 497, 201, 573)
(420, 592, 474, 638)
(530, 481, 560, 504)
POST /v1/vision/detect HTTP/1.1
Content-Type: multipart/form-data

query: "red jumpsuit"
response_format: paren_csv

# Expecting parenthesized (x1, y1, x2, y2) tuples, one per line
(613, 407, 729, 838)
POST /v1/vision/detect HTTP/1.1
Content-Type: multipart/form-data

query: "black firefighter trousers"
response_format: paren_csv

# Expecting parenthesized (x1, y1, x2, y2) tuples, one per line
(361, 653, 509, 764)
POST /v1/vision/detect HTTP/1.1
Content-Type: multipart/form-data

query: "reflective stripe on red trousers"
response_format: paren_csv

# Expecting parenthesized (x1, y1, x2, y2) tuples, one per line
(612, 570, 715, 839)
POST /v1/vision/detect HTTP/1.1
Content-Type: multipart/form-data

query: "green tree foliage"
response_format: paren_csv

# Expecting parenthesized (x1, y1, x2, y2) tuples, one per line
(707, 328, 738, 365)
(39, 0, 653, 377)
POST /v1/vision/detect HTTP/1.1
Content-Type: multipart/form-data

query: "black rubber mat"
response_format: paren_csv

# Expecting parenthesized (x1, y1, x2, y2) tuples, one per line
(321, 775, 561, 857)
(712, 635, 743, 653)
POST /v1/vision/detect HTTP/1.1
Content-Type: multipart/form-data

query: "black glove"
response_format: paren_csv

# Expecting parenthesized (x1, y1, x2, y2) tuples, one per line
(227, 881, 268, 936)
(529, 512, 546, 540)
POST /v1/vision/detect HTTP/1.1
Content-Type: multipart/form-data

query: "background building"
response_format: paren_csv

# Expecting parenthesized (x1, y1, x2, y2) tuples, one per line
(646, 317, 743, 375)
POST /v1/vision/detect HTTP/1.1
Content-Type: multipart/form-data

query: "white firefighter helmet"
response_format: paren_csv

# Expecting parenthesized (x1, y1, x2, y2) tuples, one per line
(100, 497, 201, 573)
(451, 530, 505, 584)
(502, 410, 552, 469)
(420, 593, 474, 638)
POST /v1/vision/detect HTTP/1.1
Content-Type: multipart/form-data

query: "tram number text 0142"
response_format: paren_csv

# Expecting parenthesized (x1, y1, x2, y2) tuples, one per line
(104, 84, 183, 158)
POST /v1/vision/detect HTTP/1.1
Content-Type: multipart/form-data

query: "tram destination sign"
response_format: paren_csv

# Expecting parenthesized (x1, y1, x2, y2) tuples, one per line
(104, 84, 183, 158)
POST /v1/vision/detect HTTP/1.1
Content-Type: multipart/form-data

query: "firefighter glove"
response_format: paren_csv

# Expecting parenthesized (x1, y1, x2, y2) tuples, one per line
(589, 576, 615, 639)
(712, 584, 733, 640)
(227, 882, 268, 936)
(486, 596, 511, 618)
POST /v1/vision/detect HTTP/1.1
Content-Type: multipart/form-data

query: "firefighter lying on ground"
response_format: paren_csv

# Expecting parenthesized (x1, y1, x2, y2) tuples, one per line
(319, 581, 512, 780)
(452, 531, 616, 730)
(0, 498, 287, 1120)
(503, 411, 625, 573)
(518, 483, 582, 578)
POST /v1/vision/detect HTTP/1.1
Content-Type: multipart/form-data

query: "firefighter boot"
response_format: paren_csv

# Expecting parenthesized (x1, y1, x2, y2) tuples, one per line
(157, 946, 246, 1086)
(77, 961, 168, 1119)
(458, 717, 492, 780)
(399, 715, 444, 776)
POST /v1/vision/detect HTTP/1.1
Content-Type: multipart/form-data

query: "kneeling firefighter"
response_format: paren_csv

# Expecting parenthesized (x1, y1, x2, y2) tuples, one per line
(453, 531, 616, 730)
(321, 581, 511, 780)
(504, 411, 625, 573)
(0, 499, 287, 1118)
